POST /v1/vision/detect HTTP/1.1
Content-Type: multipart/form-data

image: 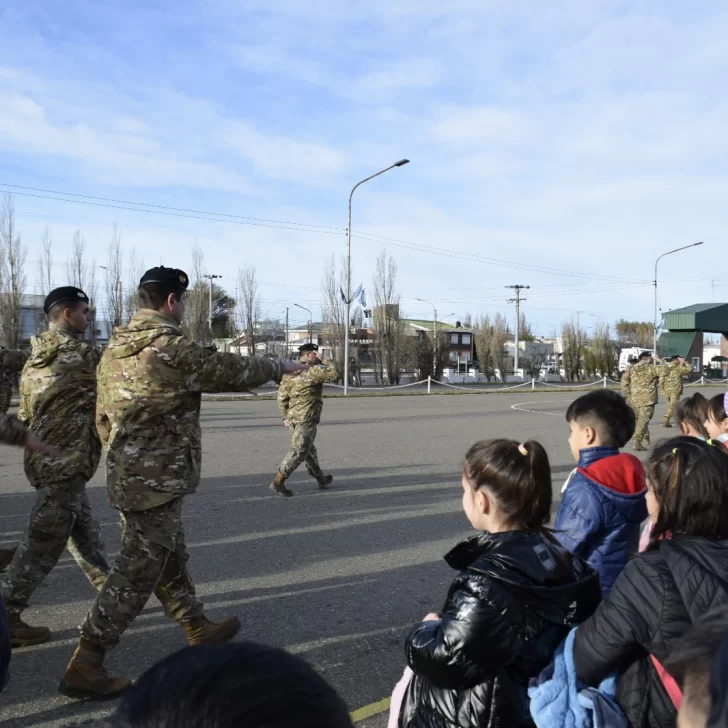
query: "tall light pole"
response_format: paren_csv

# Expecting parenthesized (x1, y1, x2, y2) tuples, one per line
(415, 297, 437, 374)
(294, 303, 313, 344)
(507, 285, 529, 376)
(344, 159, 410, 394)
(203, 274, 222, 343)
(653, 242, 703, 354)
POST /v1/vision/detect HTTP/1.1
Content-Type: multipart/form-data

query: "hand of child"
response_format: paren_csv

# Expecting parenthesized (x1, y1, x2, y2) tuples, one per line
(422, 612, 441, 622)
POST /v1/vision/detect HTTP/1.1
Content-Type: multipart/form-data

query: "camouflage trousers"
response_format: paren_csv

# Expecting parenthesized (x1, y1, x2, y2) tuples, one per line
(279, 423, 323, 479)
(1, 478, 109, 616)
(663, 391, 681, 424)
(81, 497, 203, 650)
(633, 405, 655, 446)
(0, 384, 11, 414)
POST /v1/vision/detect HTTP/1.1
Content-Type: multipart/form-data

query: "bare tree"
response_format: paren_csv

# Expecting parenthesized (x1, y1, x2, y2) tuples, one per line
(320, 255, 347, 375)
(183, 242, 210, 344)
(371, 250, 405, 384)
(561, 320, 587, 381)
(67, 229, 87, 290)
(0, 194, 27, 348)
(519, 311, 534, 341)
(123, 247, 145, 323)
(474, 314, 494, 381)
(35, 226, 54, 334)
(105, 223, 124, 328)
(490, 313, 511, 382)
(237, 265, 261, 355)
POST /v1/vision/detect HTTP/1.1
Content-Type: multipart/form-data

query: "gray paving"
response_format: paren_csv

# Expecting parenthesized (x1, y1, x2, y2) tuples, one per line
(0, 390, 672, 726)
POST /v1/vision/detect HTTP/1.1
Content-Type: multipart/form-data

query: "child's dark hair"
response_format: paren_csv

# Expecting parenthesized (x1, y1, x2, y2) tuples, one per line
(646, 437, 728, 550)
(565, 390, 635, 448)
(676, 393, 709, 438)
(707, 392, 728, 424)
(463, 439, 552, 533)
(113, 642, 353, 728)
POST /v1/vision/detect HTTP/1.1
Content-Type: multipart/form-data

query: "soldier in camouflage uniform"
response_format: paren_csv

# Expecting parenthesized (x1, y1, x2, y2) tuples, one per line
(1, 287, 110, 649)
(659, 356, 694, 427)
(272, 343, 339, 497)
(0, 415, 63, 571)
(59, 267, 306, 700)
(0, 347, 28, 413)
(621, 351, 662, 451)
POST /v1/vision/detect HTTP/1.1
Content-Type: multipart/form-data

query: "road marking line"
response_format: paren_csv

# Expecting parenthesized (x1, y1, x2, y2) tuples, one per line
(351, 696, 392, 722)
(511, 400, 565, 416)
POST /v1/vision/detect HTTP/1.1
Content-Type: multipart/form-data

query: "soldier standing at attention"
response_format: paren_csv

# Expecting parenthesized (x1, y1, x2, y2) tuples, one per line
(0, 346, 28, 413)
(1, 288, 109, 648)
(59, 267, 306, 700)
(621, 350, 662, 451)
(271, 343, 339, 497)
(659, 356, 694, 428)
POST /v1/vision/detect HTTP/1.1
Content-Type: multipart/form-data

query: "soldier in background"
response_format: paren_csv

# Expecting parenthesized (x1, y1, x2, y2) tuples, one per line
(0, 347, 28, 413)
(659, 356, 694, 427)
(0, 416, 63, 572)
(59, 267, 306, 700)
(1, 287, 110, 648)
(272, 343, 339, 497)
(621, 350, 662, 451)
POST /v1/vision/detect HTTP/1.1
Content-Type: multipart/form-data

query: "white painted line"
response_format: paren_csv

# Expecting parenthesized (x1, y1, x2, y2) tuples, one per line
(511, 400, 566, 417)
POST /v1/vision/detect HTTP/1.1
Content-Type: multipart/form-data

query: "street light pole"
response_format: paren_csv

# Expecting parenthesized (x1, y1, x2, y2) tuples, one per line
(294, 303, 313, 344)
(344, 159, 410, 394)
(653, 242, 703, 354)
(203, 274, 222, 344)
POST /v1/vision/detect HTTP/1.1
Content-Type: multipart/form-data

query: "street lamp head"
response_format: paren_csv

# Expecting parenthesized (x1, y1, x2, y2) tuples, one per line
(394, 159, 410, 167)
(695, 241, 704, 246)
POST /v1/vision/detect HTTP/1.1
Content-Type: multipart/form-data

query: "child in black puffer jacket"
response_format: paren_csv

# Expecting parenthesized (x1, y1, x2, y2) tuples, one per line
(395, 439, 602, 728)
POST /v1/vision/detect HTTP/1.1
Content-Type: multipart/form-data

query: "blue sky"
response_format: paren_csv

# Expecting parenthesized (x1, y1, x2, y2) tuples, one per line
(0, 1, 725, 334)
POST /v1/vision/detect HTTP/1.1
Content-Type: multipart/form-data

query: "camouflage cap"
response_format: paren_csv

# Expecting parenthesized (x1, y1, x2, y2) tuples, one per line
(139, 266, 189, 292)
(43, 286, 89, 314)
(298, 343, 319, 353)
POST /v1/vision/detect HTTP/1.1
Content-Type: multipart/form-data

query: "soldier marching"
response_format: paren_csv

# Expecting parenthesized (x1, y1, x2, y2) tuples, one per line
(659, 356, 694, 428)
(620, 350, 663, 451)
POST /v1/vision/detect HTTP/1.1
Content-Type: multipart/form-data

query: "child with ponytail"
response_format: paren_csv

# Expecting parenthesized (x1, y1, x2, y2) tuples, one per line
(705, 392, 728, 447)
(394, 439, 601, 728)
(574, 437, 728, 728)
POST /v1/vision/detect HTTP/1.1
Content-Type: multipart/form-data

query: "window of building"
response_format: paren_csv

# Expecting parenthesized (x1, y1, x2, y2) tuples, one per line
(692, 357, 700, 372)
(451, 333, 459, 344)
(449, 351, 457, 361)
(462, 333, 471, 344)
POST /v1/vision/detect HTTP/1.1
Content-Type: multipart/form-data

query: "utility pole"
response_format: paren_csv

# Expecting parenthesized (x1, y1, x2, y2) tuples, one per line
(285, 307, 289, 358)
(203, 274, 222, 344)
(575, 310, 583, 347)
(506, 285, 529, 376)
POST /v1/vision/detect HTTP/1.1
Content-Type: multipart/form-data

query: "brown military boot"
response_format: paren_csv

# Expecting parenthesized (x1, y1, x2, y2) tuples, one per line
(315, 474, 334, 489)
(58, 638, 131, 700)
(180, 615, 241, 646)
(663, 418, 673, 428)
(633, 441, 646, 452)
(270, 472, 293, 497)
(8, 613, 51, 648)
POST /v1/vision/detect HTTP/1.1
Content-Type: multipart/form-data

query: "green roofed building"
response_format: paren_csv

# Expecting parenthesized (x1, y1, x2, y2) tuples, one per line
(659, 303, 728, 373)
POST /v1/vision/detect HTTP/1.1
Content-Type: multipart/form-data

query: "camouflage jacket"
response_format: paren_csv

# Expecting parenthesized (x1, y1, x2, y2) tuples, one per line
(277, 361, 339, 424)
(18, 323, 102, 487)
(0, 347, 28, 389)
(659, 360, 693, 395)
(0, 414, 28, 447)
(621, 360, 660, 407)
(97, 310, 284, 511)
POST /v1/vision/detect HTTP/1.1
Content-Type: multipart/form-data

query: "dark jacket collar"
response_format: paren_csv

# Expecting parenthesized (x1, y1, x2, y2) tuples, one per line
(577, 445, 619, 467)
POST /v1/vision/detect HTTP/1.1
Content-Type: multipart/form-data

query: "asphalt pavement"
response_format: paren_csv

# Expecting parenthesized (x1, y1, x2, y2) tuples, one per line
(0, 390, 672, 727)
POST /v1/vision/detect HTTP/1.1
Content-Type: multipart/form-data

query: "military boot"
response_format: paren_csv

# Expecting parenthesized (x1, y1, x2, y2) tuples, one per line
(270, 472, 293, 497)
(0, 546, 17, 572)
(58, 638, 131, 700)
(180, 615, 241, 646)
(633, 441, 646, 452)
(8, 613, 51, 648)
(663, 418, 673, 428)
(315, 474, 334, 489)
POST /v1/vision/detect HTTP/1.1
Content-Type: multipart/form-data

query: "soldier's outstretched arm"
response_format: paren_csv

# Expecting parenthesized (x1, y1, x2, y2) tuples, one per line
(176, 340, 286, 393)
(304, 361, 340, 384)
(4, 349, 28, 373)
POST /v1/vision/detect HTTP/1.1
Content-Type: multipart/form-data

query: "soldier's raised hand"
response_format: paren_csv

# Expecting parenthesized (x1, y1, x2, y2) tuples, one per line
(282, 360, 308, 375)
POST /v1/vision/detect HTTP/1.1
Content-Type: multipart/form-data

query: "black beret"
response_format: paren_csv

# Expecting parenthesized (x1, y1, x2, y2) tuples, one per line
(139, 266, 189, 291)
(298, 343, 319, 353)
(638, 351, 653, 359)
(44, 287, 89, 314)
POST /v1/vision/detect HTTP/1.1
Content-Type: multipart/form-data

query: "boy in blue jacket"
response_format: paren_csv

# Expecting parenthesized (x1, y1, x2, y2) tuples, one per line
(554, 390, 647, 595)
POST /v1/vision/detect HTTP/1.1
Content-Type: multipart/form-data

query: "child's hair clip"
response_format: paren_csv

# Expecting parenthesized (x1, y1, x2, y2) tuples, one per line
(518, 443, 528, 456)
(672, 448, 678, 455)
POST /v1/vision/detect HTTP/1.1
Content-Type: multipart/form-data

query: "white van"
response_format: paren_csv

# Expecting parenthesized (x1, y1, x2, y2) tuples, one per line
(618, 347, 654, 376)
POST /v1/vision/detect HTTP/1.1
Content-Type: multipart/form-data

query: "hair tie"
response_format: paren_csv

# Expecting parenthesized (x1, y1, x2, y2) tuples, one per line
(708, 439, 714, 446)
(672, 448, 678, 455)
(518, 443, 528, 456)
